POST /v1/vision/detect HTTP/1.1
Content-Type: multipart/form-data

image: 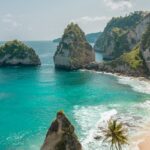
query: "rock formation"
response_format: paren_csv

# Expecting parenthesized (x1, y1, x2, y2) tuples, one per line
(53, 23, 95, 70)
(94, 11, 150, 60)
(141, 23, 150, 72)
(41, 111, 82, 150)
(0, 40, 41, 66)
(87, 47, 148, 77)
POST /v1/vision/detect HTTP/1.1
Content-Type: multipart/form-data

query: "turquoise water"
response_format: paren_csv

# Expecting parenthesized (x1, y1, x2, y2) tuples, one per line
(0, 41, 150, 150)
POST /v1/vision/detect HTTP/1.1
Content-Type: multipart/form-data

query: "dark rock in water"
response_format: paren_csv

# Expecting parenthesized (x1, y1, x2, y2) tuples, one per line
(0, 40, 41, 66)
(53, 23, 95, 70)
(41, 111, 82, 150)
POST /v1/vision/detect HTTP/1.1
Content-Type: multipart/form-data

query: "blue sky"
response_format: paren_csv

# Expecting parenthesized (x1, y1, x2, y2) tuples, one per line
(0, 0, 149, 41)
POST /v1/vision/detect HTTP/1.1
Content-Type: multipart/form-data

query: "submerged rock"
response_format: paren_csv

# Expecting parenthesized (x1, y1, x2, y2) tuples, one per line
(41, 111, 82, 150)
(0, 40, 41, 66)
(54, 23, 95, 70)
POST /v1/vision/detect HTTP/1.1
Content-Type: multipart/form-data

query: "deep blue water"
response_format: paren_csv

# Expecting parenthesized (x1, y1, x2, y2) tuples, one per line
(0, 41, 150, 150)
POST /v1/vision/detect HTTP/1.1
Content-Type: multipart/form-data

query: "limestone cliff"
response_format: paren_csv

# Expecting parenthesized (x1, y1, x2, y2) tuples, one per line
(0, 40, 41, 66)
(94, 11, 149, 60)
(41, 111, 82, 150)
(141, 23, 150, 72)
(54, 23, 95, 70)
(86, 45, 148, 77)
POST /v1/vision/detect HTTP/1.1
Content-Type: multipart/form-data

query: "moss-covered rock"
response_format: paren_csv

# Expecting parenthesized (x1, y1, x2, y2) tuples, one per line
(41, 111, 82, 150)
(0, 40, 41, 66)
(54, 23, 95, 70)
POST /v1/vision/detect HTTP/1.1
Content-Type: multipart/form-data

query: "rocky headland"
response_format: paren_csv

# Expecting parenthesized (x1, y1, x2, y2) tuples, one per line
(41, 111, 82, 150)
(0, 40, 41, 66)
(89, 11, 150, 77)
(53, 23, 95, 70)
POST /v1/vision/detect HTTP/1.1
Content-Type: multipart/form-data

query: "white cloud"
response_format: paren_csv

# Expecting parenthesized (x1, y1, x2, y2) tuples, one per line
(71, 16, 110, 24)
(104, 0, 132, 10)
(2, 13, 22, 28)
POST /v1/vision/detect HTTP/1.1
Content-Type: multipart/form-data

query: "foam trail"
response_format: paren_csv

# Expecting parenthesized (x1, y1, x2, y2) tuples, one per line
(118, 76, 150, 94)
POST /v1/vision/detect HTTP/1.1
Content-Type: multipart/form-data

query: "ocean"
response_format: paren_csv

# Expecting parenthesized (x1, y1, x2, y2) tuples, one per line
(0, 41, 150, 150)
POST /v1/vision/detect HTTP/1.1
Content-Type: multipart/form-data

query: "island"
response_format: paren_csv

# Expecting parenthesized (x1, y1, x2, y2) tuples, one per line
(0, 40, 41, 66)
(53, 23, 95, 70)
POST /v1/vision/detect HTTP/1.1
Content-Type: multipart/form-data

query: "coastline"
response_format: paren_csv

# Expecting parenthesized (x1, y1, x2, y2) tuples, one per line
(130, 122, 150, 150)
(81, 69, 150, 94)
(81, 69, 150, 150)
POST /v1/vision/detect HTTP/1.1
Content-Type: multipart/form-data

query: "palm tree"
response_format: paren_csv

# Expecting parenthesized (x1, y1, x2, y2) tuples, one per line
(102, 119, 128, 150)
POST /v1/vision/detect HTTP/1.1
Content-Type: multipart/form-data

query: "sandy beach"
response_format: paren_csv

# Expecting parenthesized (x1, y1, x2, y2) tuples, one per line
(131, 123, 150, 150)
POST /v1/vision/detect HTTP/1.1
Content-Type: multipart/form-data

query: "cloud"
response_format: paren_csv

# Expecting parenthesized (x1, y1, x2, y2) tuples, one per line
(2, 13, 22, 28)
(71, 16, 110, 24)
(104, 0, 132, 10)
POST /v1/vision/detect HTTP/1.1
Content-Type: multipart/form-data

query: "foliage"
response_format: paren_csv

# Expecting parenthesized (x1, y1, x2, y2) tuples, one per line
(0, 40, 39, 61)
(103, 119, 128, 150)
(63, 22, 86, 42)
(95, 11, 146, 57)
(121, 44, 143, 69)
(141, 24, 150, 51)
(112, 28, 129, 58)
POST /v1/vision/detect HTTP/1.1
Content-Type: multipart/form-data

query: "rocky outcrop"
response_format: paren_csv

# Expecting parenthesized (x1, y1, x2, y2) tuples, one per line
(94, 11, 150, 60)
(141, 23, 150, 72)
(0, 40, 41, 66)
(41, 111, 82, 150)
(86, 45, 149, 77)
(53, 23, 95, 70)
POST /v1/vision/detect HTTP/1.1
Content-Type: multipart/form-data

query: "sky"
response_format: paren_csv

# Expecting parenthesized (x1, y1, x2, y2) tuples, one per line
(0, 0, 149, 41)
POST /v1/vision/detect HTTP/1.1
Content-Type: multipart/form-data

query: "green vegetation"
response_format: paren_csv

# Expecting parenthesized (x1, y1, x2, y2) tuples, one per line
(0, 40, 40, 65)
(63, 22, 86, 42)
(141, 24, 150, 51)
(103, 119, 128, 150)
(95, 11, 146, 58)
(104, 11, 145, 32)
(112, 28, 129, 58)
(55, 22, 94, 68)
(121, 45, 143, 69)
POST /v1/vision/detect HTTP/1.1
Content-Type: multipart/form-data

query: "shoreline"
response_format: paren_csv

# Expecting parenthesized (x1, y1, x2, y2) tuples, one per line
(81, 69, 150, 94)
(130, 123, 150, 150)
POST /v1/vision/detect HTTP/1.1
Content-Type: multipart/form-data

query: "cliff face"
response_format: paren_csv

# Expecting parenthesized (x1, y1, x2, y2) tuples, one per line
(54, 23, 95, 70)
(86, 45, 148, 77)
(0, 40, 41, 66)
(141, 23, 150, 72)
(41, 111, 82, 150)
(94, 11, 149, 60)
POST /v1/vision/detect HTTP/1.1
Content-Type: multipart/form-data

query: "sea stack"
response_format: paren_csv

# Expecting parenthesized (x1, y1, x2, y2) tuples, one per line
(0, 40, 41, 66)
(53, 23, 95, 70)
(41, 111, 82, 150)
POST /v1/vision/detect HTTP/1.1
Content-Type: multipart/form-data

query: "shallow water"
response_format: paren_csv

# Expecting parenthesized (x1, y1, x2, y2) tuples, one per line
(0, 41, 150, 150)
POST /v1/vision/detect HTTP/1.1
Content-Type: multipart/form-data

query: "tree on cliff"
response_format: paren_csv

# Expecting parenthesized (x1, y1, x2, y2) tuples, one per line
(102, 119, 128, 150)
